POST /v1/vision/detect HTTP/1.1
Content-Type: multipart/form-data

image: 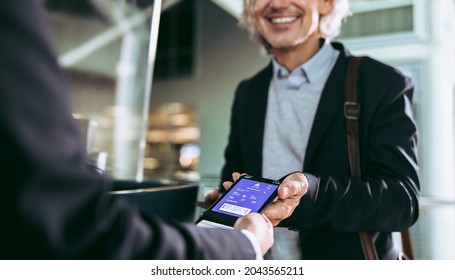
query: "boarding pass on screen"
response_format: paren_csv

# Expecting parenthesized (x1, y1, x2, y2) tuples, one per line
(218, 203, 251, 216)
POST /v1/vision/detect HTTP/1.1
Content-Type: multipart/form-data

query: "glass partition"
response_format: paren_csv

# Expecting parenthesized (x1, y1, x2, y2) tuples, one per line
(45, 0, 163, 181)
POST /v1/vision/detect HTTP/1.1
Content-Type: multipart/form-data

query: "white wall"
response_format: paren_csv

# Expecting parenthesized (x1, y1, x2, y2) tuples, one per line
(423, 0, 455, 260)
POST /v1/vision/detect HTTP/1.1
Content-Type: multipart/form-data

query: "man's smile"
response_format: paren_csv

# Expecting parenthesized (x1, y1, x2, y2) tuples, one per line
(269, 16, 300, 25)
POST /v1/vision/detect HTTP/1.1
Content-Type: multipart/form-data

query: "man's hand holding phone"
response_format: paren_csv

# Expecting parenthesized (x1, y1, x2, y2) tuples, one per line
(204, 172, 308, 226)
(263, 172, 308, 226)
(198, 172, 307, 256)
(196, 173, 280, 227)
(198, 173, 275, 256)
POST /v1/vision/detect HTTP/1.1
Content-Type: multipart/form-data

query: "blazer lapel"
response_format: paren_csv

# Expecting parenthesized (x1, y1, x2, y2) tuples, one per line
(247, 63, 273, 176)
(304, 49, 350, 169)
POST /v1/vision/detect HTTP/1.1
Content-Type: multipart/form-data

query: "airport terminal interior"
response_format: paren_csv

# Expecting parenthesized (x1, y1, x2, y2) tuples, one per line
(44, 0, 455, 259)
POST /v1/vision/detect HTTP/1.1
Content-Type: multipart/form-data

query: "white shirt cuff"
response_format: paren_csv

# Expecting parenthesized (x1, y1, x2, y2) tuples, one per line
(240, 229, 263, 260)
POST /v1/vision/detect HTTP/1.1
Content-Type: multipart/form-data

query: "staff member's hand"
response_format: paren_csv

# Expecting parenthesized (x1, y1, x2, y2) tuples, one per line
(234, 213, 274, 256)
(263, 172, 308, 226)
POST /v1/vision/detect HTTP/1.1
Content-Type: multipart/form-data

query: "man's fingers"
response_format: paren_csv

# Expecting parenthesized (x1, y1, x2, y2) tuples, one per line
(224, 172, 248, 190)
(232, 172, 248, 182)
(232, 172, 242, 181)
(222, 181, 233, 190)
(279, 180, 307, 199)
(203, 189, 221, 207)
(278, 185, 290, 198)
(263, 200, 293, 226)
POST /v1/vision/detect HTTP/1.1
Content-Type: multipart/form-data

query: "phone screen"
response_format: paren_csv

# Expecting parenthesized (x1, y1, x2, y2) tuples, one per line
(196, 175, 280, 228)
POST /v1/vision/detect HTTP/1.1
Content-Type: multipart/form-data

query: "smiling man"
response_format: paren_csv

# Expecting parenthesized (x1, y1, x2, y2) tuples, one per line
(207, 0, 420, 259)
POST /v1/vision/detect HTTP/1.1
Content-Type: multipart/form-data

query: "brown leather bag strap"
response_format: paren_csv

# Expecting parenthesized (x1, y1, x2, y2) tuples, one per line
(400, 228, 415, 260)
(345, 56, 379, 260)
(359, 231, 378, 260)
(345, 56, 415, 260)
(345, 56, 362, 178)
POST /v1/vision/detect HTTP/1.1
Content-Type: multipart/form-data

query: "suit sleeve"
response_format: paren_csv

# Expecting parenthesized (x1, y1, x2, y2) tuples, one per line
(0, 0, 257, 260)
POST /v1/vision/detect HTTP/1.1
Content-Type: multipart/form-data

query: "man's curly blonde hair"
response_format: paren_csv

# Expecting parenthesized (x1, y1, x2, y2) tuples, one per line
(239, 0, 351, 53)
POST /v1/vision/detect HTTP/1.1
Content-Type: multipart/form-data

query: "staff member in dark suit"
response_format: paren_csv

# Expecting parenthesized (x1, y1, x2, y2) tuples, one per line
(0, 0, 273, 259)
(207, 0, 420, 259)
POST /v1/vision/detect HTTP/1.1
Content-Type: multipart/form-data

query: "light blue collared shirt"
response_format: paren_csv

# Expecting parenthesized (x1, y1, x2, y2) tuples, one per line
(262, 41, 340, 259)
(263, 40, 340, 179)
(272, 40, 339, 90)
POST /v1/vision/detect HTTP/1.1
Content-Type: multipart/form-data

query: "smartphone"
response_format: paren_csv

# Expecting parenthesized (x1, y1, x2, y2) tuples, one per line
(195, 175, 280, 229)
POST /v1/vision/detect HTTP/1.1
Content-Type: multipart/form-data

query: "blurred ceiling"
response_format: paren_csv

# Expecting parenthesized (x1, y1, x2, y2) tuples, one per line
(45, 0, 104, 19)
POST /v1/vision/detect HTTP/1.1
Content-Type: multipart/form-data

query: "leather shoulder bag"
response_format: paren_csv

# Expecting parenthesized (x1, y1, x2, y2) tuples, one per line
(345, 56, 415, 260)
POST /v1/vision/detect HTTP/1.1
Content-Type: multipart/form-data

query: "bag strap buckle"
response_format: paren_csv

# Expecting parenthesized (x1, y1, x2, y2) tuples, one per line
(344, 101, 360, 120)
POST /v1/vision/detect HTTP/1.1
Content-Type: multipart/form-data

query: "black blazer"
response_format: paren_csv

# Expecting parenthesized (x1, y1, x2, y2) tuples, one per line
(0, 0, 257, 260)
(221, 42, 420, 259)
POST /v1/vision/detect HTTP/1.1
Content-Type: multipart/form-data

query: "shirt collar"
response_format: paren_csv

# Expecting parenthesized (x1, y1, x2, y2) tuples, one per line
(272, 39, 337, 85)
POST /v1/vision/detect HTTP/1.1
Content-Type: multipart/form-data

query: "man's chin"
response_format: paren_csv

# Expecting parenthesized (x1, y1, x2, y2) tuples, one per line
(269, 41, 302, 51)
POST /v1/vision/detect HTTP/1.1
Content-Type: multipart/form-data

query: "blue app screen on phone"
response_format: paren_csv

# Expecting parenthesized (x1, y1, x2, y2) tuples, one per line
(212, 178, 279, 218)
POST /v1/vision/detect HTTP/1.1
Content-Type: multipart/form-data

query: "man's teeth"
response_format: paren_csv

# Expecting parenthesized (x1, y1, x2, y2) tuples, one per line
(271, 17, 298, 24)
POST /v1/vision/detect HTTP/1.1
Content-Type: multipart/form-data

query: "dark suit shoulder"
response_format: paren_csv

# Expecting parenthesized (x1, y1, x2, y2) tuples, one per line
(331, 41, 412, 87)
(359, 56, 413, 86)
(355, 56, 414, 110)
